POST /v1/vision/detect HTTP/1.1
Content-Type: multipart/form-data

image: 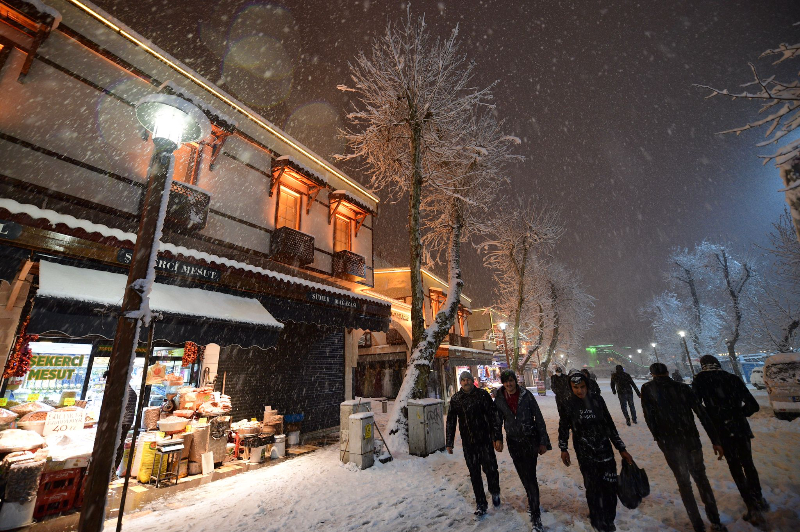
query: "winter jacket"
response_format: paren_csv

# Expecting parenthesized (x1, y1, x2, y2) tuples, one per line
(692, 369, 760, 441)
(671, 370, 684, 383)
(586, 377, 602, 396)
(558, 392, 626, 464)
(446, 386, 501, 449)
(551, 374, 571, 401)
(611, 371, 640, 397)
(641, 376, 719, 450)
(122, 385, 137, 425)
(494, 386, 551, 448)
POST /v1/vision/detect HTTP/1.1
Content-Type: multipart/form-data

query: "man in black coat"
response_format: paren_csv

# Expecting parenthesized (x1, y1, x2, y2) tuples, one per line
(610, 365, 641, 426)
(551, 366, 571, 417)
(559, 372, 633, 532)
(641, 363, 727, 532)
(580, 368, 602, 396)
(693, 355, 767, 526)
(494, 370, 550, 531)
(446, 370, 502, 516)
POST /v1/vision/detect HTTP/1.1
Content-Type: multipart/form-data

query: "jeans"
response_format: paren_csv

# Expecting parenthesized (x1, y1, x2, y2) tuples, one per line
(659, 442, 720, 530)
(463, 443, 500, 510)
(507, 438, 542, 520)
(721, 436, 762, 509)
(115, 423, 132, 473)
(578, 458, 618, 531)
(618, 391, 637, 423)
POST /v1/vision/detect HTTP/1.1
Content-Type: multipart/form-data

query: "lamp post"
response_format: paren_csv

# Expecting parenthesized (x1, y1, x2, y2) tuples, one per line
(651, 342, 660, 363)
(637, 348, 644, 366)
(499, 322, 510, 369)
(678, 331, 696, 378)
(79, 92, 210, 532)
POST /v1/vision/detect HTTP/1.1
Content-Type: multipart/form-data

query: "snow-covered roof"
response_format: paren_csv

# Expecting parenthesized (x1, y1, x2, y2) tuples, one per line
(0, 197, 387, 307)
(407, 398, 443, 406)
(17, 0, 61, 29)
(274, 155, 328, 188)
(329, 189, 375, 216)
(441, 345, 495, 357)
(38, 261, 283, 329)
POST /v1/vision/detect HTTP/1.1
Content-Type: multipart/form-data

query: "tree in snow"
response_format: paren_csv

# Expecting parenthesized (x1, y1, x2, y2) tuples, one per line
(338, 10, 519, 446)
(479, 200, 563, 375)
(697, 39, 800, 242)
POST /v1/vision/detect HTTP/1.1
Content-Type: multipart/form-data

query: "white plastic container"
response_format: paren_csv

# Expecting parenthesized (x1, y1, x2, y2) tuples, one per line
(0, 499, 35, 530)
(287, 431, 300, 446)
(249, 445, 266, 463)
(271, 434, 286, 458)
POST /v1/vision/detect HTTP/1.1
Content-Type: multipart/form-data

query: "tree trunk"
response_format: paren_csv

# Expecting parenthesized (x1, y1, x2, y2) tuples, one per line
(387, 200, 463, 449)
(511, 240, 528, 372)
(409, 120, 425, 348)
(719, 249, 749, 381)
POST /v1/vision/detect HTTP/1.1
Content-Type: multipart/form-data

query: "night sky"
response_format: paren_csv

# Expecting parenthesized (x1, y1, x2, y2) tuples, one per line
(94, 0, 798, 349)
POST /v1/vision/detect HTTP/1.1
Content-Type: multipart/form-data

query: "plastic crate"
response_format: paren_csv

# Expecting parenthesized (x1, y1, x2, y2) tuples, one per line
(34, 468, 83, 519)
(73, 470, 87, 509)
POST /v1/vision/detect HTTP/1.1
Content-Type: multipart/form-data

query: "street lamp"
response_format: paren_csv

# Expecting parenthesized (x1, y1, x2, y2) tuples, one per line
(637, 348, 644, 366)
(79, 91, 210, 532)
(651, 342, 660, 363)
(498, 322, 510, 368)
(678, 331, 696, 378)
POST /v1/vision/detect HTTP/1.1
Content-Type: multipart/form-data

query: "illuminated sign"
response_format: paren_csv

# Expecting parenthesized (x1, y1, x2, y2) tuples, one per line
(27, 355, 85, 380)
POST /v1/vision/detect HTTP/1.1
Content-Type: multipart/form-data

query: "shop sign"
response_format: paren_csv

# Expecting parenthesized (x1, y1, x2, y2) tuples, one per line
(307, 291, 359, 309)
(117, 249, 221, 282)
(43, 408, 85, 435)
(391, 310, 410, 322)
(0, 219, 22, 241)
(27, 355, 85, 380)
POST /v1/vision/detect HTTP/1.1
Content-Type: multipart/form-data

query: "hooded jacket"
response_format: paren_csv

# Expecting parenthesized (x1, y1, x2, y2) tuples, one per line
(446, 386, 501, 448)
(495, 385, 551, 448)
(641, 375, 719, 449)
(610, 370, 640, 396)
(558, 375, 625, 463)
(551, 373, 571, 401)
(692, 368, 759, 440)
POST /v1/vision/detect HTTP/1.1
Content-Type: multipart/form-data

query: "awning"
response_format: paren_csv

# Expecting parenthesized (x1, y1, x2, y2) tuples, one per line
(0, 244, 29, 283)
(437, 345, 495, 366)
(29, 261, 283, 348)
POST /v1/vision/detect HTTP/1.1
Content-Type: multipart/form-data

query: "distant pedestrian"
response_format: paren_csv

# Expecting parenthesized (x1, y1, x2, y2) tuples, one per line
(672, 368, 684, 383)
(559, 372, 633, 532)
(641, 363, 728, 532)
(693, 355, 767, 527)
(446, 371, 502, 517)
(580, 368, 602, 396)
(551, 367, 571, 417)
(611, 365, 641, 426)
(494, 370, 550, 531)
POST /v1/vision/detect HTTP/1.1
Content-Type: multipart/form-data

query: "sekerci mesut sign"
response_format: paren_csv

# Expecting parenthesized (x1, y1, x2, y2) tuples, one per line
(117, 249, 221, 282)
(27, 355, 85, 380)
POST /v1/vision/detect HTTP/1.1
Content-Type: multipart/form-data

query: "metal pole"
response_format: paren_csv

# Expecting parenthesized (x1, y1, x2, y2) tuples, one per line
(653, 345, 660, 363)
(502, 328, 510, 369)
(116, 320, 156, 532)
(79, 144, 175, 532)
(681, 336, 696, 378)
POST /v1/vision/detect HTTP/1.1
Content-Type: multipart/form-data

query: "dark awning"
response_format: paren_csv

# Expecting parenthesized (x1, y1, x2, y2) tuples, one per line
(0, 243, 29, 283)
(256, 292, 390, 332)
(28, 261, 283, 348)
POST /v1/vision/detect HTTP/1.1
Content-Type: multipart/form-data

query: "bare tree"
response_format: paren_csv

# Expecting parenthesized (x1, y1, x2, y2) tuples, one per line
(763, 208, 800, 296)
(670, 247, 716, 360)
(479, 200, 563, 374)
(697, 39, 800, 241)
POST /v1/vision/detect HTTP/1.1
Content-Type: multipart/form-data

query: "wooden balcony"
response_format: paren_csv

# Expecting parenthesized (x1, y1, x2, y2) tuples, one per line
(332, 250, 366, 281)
(448, 333, 473, 348)
(164, 181, 211, 233)
(269, 226, 315, 266)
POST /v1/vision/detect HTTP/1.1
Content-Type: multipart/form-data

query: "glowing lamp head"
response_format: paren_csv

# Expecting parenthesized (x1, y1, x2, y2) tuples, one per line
(498, 322, 507, 331)
(637, 349, 642, 354)
(135, 93, 211, 151)
(651, 342, 657, 348)
(678, 331, 686, 338)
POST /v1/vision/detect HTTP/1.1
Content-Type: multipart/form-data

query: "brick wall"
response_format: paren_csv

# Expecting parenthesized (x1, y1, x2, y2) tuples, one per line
(218, 322, 344, 433)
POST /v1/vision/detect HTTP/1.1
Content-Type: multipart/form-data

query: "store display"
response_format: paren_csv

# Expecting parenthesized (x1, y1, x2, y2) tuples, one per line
(157, 416, 189, 433)
(10, 402, 53, 416)
(0, 430, 45, 453)
(0, 409, 18, 424)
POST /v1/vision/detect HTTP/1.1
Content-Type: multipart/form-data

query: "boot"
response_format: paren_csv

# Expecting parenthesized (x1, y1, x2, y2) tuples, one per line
(709, 523, 728, 532)
(743, 508, 766, 528)
(492, 493, 501, 507)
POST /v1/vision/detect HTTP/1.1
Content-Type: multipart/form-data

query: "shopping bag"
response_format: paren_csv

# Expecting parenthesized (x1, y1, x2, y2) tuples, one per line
(618, 461, 643, 509)
(635, 463, 650, 498)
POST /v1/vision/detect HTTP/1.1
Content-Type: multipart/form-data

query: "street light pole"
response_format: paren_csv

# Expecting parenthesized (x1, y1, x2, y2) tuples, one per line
(499, 322, 510, 369)
(678, 331, 696, 378)
(637, 349, 644, 366)
(651, 342, 660, 363)
(79, 92, 210, 532)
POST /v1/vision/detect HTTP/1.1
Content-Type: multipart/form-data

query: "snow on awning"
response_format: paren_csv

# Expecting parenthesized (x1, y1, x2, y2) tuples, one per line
(29, 261, 283, 348)
(436, 345, 495, 366)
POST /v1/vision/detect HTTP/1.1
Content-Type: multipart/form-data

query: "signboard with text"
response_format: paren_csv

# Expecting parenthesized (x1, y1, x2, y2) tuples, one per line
(43, 408, 85, 436)
(117, 249, 221, 282)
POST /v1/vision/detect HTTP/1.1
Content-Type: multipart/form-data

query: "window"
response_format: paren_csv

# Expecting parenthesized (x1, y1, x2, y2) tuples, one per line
(172, 144, 201, 185)
(276, 186, 300, 229)
(334, 215, 351, 252)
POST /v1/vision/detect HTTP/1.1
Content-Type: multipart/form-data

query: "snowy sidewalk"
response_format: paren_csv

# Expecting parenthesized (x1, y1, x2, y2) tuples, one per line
(119, 381, 800, 532)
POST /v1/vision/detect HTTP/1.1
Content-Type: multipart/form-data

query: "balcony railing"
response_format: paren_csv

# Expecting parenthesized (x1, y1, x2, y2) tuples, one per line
(270, 226, 315, 266)
(332, 250, 366, 281)
(448, 333, 473, 348)
(160, 181, 211, 233)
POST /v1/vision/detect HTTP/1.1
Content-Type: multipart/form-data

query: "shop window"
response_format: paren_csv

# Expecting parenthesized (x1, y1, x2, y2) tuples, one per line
(386, 328, 406, 346)
(276, 186, 301, 230)
(334, 215, 351, 252)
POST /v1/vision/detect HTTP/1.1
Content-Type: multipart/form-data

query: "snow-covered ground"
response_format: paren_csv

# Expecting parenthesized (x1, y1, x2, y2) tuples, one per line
(120, 379, 800, 532)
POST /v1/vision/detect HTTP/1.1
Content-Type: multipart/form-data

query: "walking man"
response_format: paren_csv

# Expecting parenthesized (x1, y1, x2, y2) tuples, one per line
(610, 365, 641, 426)
(493, 370, 550, 531)
(672, 368, 684, 383)
(580, 368, 602, 396)
(641, 363, 728, 532)
(559, 372, 633, 532)
(551, 366, 571, 417)
(446, 371, 502, 516)
(693, 355, 767, 527)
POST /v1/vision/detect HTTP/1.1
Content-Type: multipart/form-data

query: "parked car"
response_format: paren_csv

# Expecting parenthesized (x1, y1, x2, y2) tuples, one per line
(763, 353, 800, 420)
(750, 367, 765, 390)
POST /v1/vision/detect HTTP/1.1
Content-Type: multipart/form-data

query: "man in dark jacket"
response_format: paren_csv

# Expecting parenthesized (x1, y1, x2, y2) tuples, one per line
(104, 370, 137, 475)
(494, 370, 550, 531)
(559, 372, 633, 532)
(693, 355, 767, 526)
(446, 371, 502, 516)
(610, 365, 641, 426)
(641, 363, 727, 532)
(672, 368, 684, 382)
(551, 366, 571, 417)
(580, 368, 602, 396)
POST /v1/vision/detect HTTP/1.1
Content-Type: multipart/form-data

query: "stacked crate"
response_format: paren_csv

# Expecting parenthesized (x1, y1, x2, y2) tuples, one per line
(33, 468, 83, 519)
